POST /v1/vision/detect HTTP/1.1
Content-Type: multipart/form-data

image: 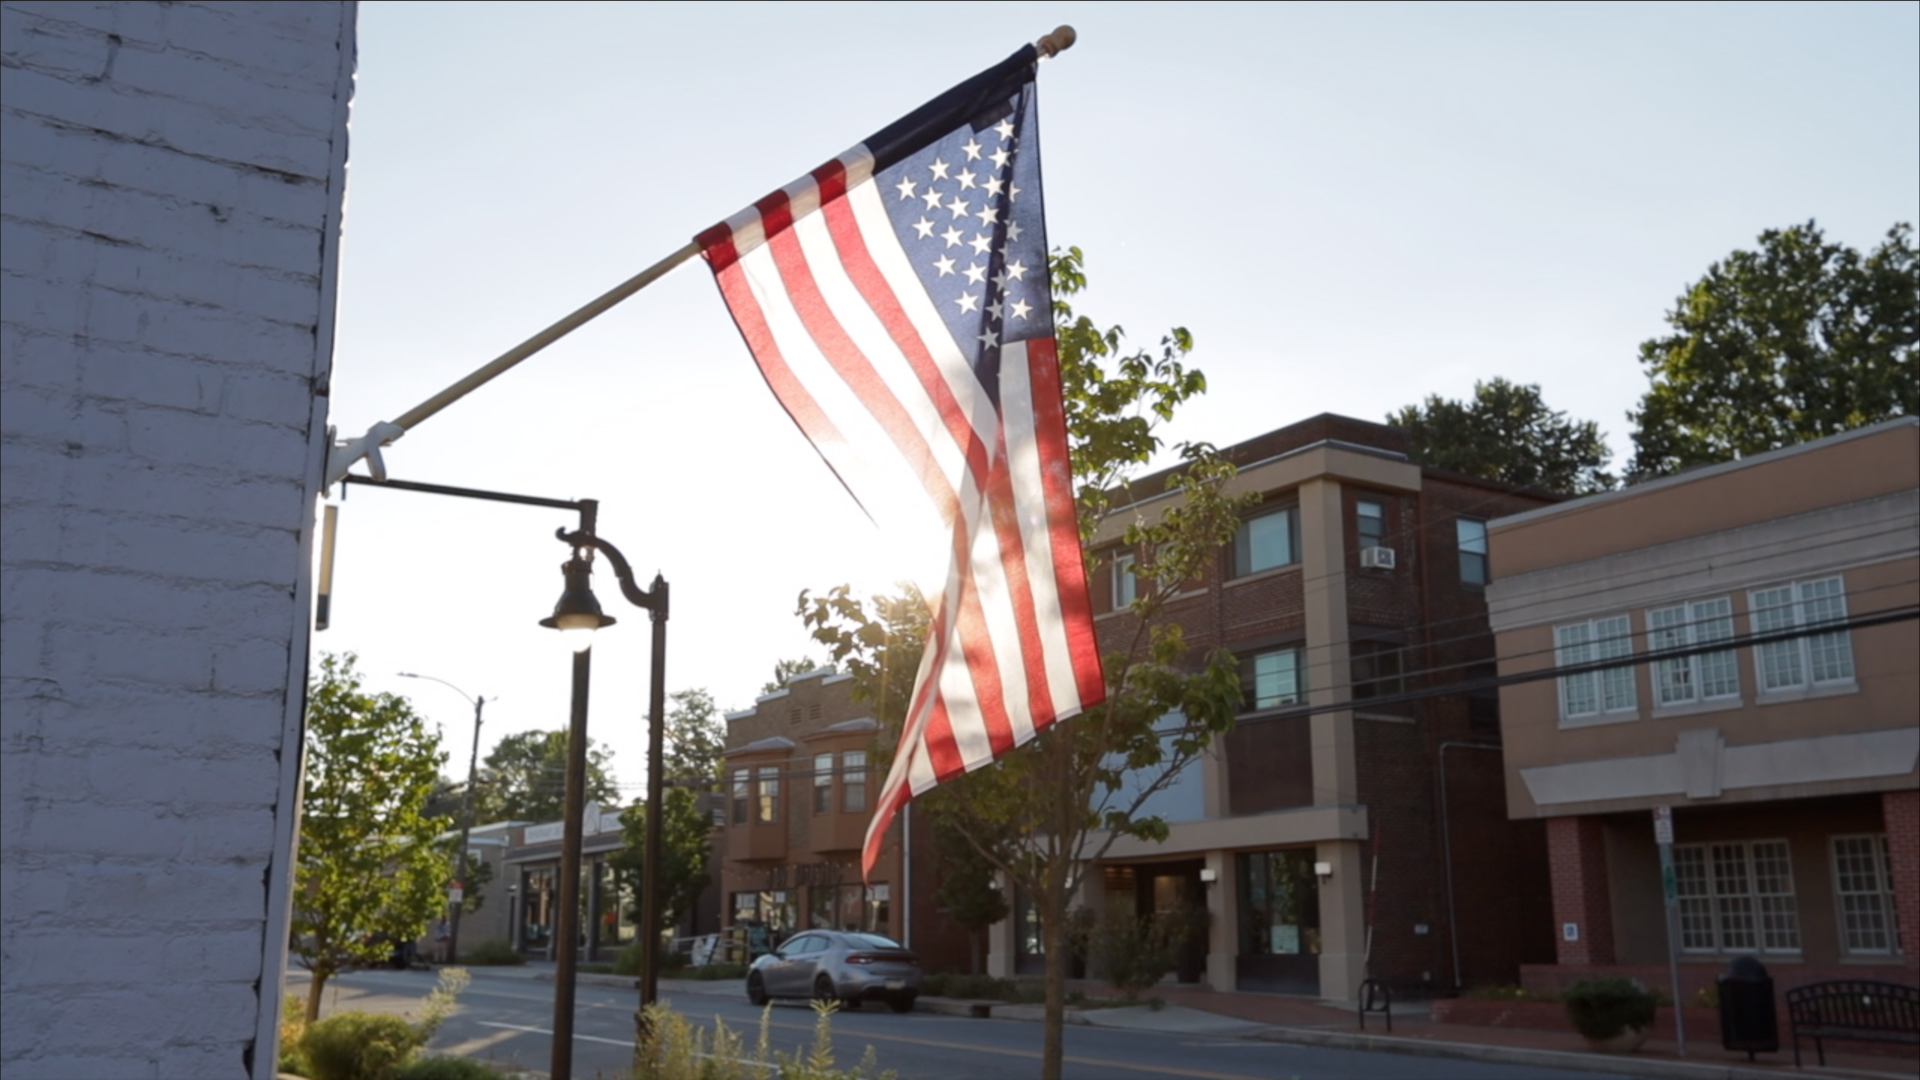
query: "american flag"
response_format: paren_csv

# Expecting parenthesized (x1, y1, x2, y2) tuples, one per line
(697, 46, 1104, 878)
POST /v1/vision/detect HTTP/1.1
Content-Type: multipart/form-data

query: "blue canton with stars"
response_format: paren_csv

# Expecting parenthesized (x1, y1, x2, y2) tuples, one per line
(873, 83, 1049, 407)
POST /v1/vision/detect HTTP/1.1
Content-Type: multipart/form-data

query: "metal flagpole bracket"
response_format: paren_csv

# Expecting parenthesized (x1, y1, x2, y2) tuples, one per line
(324, 420, 406, 492)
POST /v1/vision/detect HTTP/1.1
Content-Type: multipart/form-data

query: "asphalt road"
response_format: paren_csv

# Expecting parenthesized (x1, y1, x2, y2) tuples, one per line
(288, 967, 1626, 1080)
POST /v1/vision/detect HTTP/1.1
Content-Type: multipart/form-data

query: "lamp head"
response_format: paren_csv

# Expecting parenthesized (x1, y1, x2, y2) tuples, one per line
(540, 554, 615, 650)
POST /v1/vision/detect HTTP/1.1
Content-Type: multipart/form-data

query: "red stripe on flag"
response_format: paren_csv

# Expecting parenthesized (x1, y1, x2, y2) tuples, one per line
(1027, 337, 1104, 705)
(711, 262, 855, 487)
(946, 514, 1017, 760)
(819, 191, 993, 493)
(983, 425, 1052, 736)
(763, 217, 960, 523)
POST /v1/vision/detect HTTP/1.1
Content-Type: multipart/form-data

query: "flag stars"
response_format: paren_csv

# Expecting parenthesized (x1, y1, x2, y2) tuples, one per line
(1007, 221, 1023, 243)
(955, 292, 980, 313)
(929, 158, 950, 181)
(945, 196, 971, 219)
(1005, 259, 1028, 281)
(964, 262, 986, 285)
(1009, 297, 1033, 321)
(977, 327, 1000, 349)
(994, 118, 1015, 141)
(921, 186, 945, 211)
(974, 204, 1000, 226)
(933, 254, 956, 277)
(962, 138, 983, 161)
(985, 175, 1005, 197)
(956, 168, 977, 191)
(1008, 183, 1022, 202)
(895, 177, 917, 201)
(968, 233, 993, 255)
(989, 146, 1011, 169)
(941, 225, 965, 248)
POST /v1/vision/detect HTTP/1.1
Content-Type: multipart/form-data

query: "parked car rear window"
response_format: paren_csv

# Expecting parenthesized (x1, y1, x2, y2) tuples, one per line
(846, 933, 903, 950)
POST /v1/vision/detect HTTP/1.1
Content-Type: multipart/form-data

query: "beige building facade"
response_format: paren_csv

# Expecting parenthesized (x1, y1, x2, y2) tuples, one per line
(1487, 419, 1919, 994)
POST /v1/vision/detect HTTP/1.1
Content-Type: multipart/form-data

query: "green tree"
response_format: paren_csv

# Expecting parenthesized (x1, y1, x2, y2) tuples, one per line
(928, 815, 1008, 975)
(1629, 221, 1918, 480)
(291, 653, 450, 1021)
(609, 688, 725, 938)
(1388, 377, 1616, 494)
(801, 247, 1248, 1080)
(761, 656, 828, 697)
(473, 729, 618, 824)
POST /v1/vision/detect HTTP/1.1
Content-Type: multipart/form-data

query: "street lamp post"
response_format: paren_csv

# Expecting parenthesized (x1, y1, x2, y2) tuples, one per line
(398, 672, 489, 966)
(538, 514, 668, 1080)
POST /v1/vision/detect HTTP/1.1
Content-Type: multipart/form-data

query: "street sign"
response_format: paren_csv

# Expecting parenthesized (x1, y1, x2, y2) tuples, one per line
(448, 886, 464, 904)
(1653, 805, 1674, 846)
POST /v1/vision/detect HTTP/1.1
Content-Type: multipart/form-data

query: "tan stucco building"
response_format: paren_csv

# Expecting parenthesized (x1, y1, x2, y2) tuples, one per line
(1487, 418, 1919, 995)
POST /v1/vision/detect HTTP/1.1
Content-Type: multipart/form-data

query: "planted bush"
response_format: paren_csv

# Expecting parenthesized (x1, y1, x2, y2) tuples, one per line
(299, 1012, 425, 1080)
(1561, 977, 1657, 1042)
(457, 938, 524, 966)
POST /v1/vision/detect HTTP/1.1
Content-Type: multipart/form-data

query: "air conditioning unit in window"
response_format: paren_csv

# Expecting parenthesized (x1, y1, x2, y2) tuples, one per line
(1360, 546, 1397, 570)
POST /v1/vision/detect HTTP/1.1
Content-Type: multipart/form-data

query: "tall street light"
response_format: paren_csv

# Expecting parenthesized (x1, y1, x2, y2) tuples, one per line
(398, 671, 490, 966)
(537, 512, 668, 1080)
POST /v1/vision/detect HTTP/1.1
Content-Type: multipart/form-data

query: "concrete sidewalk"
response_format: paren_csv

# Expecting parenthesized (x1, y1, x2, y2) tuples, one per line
(443, 965, 1917, 1080)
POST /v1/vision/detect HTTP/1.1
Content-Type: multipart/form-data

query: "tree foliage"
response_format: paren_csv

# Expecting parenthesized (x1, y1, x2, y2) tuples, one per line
(800, 247, 1248, 1080)
(291, 653, 450, 1021)
(1388, 377, 1616, 494)
(1628, 221, 1918, 479)
(761, 657, 828, 697)
(472, 729, 617, 825)
(609, 688, 723, 935)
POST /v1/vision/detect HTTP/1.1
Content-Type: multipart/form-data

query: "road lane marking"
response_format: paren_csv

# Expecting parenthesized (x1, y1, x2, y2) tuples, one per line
(478, 1021, 632, 1047)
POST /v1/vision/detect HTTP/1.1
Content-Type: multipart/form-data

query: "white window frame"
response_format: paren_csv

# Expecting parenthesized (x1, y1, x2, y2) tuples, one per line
(1356, 499, 1385, 549)
(1554, 614, 1637, 724)
(1673, 839, 1801, 955)
(1111, 550, 1137, 609)
(1648, 597, 1740, 708)
(1457, 518, 1489, 585)
(755, 765, 779, 823)
(841, 750, 868, 813)
(1748, 576, 1855, 694)
(1233, 508, 1298, 578)
(812, 753, 833, 815)
(1241, 646, 1305, 712)
(1831, 834, 1902, 956)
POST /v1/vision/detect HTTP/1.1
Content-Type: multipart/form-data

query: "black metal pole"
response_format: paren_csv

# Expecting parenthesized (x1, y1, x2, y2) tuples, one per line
(550, 646, 592, 1080)
(636, 575, 670, 1040)
(448, 694, 485, 965)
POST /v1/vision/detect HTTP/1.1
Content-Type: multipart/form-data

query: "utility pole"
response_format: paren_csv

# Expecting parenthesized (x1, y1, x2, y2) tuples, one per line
(399, 671, 490, 966)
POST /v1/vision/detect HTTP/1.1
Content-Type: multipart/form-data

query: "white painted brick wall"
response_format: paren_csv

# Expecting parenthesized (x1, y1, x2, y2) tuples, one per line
(0, 3, 354, 1076)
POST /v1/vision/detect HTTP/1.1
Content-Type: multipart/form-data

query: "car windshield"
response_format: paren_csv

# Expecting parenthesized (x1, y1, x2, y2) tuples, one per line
(844, 933, 902, 950)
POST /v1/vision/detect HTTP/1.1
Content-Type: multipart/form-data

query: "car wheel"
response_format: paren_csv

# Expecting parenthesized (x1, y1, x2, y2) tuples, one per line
(812, 973, 838, 1004)
(888, 994, 916, 1014)
(747, 972, 768, 1006)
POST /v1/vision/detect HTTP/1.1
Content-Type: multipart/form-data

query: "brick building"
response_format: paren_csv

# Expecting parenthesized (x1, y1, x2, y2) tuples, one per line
(1486, 418, 1918, 997)
(0, 2, 356, 1075)
(985, 414, 1559, 1000)
(717, 668, 971, 973)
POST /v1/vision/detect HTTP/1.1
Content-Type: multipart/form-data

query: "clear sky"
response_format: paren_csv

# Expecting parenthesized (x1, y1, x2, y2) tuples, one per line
(319, 1, 1920, 803)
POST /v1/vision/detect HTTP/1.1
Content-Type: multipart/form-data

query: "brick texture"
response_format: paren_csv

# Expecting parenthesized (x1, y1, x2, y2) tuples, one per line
(0, 3, 352, 1077)
(1885, 788, 1920, 973)
(1546, 815, 1616, 965)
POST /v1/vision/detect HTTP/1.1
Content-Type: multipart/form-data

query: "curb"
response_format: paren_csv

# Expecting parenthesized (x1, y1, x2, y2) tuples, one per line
(1246, 1027, 1861, 1080)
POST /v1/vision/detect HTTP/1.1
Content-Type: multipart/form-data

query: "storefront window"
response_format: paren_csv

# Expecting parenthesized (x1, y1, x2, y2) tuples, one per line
(1238, 850, 1319, 957)
(521, 868, 555, 950)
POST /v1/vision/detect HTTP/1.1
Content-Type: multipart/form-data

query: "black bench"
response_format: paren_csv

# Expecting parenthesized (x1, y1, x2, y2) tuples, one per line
(1784, 979, 1920, 1067)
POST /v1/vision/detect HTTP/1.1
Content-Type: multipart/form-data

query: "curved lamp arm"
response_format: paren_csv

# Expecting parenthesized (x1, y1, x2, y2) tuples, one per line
(556, 528, 669, 620)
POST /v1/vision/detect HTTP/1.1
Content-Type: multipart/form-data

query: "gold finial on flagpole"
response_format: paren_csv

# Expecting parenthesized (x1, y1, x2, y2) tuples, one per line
(1036, 25, 1077, 58)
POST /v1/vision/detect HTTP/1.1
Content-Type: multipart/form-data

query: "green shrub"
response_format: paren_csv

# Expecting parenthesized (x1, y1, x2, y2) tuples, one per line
(636, 1001, 895, 1080)
(390, 1057, 508, 1080)
(612, 942, 642, 975)
(1561, 977, 1657, 1041)
(690, 961, 748, 980)
(299, 1012, 425, 1080)
(458, 938, 525, 966)
(1088, 915, 1177, 999)
(279, 993, 312, 1077)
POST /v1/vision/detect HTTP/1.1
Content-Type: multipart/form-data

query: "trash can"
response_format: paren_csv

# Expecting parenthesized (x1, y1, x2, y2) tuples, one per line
(1717, 955, 1778, 1059)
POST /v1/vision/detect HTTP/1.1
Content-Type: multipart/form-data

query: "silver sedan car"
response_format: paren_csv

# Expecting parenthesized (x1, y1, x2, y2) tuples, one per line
(745, 930, 921, 1012)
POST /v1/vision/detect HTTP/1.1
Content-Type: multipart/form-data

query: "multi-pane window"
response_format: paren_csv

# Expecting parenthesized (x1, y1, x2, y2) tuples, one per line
(1234, 508, 1298, 577)
(1356, 500, 1385, 549)
(1674, 840, 1800, 953)
(1554, 615, 1636, 721)
(1832, 835, 1902, 956)
(731, 768, 749, 825)
(1648, 597, 1739, 707)
(1457, 519, 1489, 585)
(1240, 647, 1305, 711)
(1750, 577, 1855, 692)
(841, 750, 868, 813)
(1111, 551, 1137, 609)
(755, 765, 779, 823)
(1349, 641, 1403, 701)
(812, 753, 833, 814)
